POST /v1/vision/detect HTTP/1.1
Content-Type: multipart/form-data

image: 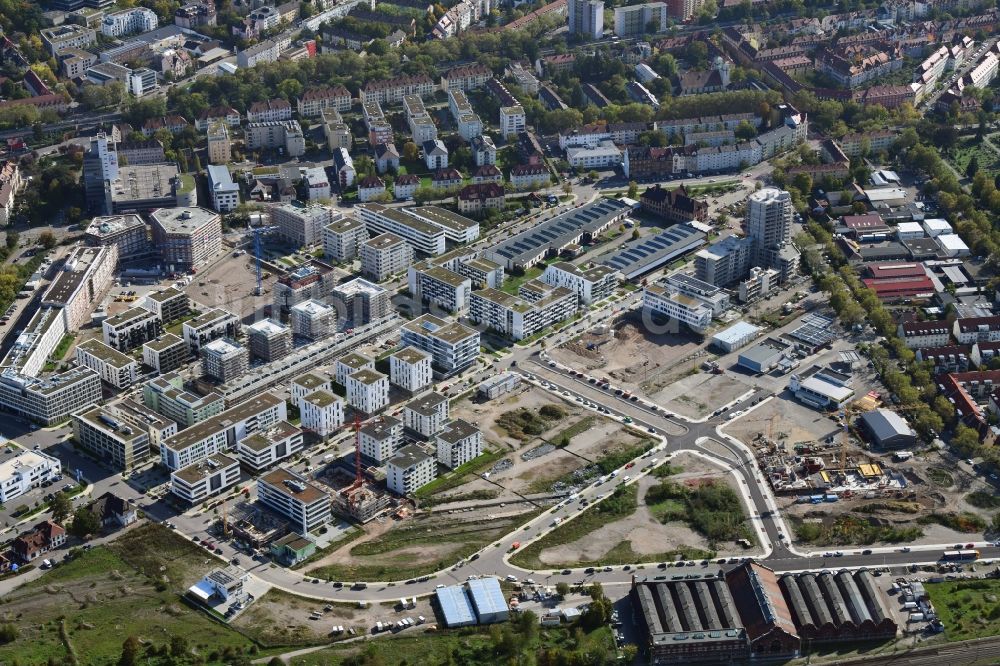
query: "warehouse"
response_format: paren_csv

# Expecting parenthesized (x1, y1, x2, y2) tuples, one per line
(466, 577, 509, 624)
(738, 338, 790, 374)
(712, 321, 762, 353)
(632, 562, 801, 664)
(779, 570, 897, 643)
(435, 584, 477, 628)
(858, 408, 918, 450)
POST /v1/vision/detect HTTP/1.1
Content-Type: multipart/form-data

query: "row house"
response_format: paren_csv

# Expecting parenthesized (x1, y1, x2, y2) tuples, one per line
(247, 98, 293, 123)
(297, 86, 352, 117)
(441, 63, 492, 91)
(361, 74, 435, 105)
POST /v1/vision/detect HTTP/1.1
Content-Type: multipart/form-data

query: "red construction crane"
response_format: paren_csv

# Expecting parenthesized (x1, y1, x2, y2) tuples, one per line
(337, 412, 382, 507)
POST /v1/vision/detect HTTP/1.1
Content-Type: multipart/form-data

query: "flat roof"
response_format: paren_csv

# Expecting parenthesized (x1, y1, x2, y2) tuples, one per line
(332, 277, 387, 298)
(361, 204, 441, 237)
(146, 286, 185, 303)
(360, 414, 401, 439)
(247, 318, 289, 336)
(163, 392, 283, 453)
(239, 421, 301, 451)
(338, 352, 373, 370)
(466, 577, 508, 617)
(109, 164, 180, 204)
(104, 305, 157, 329)
(85, 214, 145, 238)
(712, 321, 762, 345)
(388, 443, 432, 469)
(302, 389, 341, 408)
(787, 313, 837, 347)
(405, 392, 447, 416)
(438, 419, 480, 443)
(402, 314, 478, 345)
(408, 206, 477, 232)
(185, 308, 236, 331)
(326, 216, 365, 234)
(77, 338, 135, 368)
(294, 373, 327, 390)
(392, 347, 431, 364)
(423, 265, 469, 288)
(364, 231, 409, 250)
(43, 247, 108, 305)
(144, 333, 185, 352)
(172, 453, 238, 484)
(259, 467, 328, 504)
(349, 368, 386, 385)
(740, 338, 789, 364)
(150, 206, 220, 235)
(436, 585, 476, 627)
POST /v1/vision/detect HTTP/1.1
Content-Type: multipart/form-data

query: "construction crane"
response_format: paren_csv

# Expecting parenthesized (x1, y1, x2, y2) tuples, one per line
(335, 413, 384, 510)
(251, 225, 278, 297)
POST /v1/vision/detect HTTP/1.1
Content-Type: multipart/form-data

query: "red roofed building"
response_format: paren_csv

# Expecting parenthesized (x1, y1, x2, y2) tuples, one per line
(297, 86, 352, 117)
(13, 520, 66, 562)
(842, 213, 891, 241)
(898, 320, 951, 349)
(865, 262, 927, 280)
(954, 315, 1000, 344)
(457, 183, 505, 215)
(725, 562, 800, 656)
(861, 275, 935, 300)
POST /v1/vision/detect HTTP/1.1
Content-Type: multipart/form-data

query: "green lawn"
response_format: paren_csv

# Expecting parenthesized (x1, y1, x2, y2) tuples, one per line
(949, 136, 1000, 178)
(413, 449, 506, 498)
(927, 579, 1000, 641)
(501, 265, 544, 294)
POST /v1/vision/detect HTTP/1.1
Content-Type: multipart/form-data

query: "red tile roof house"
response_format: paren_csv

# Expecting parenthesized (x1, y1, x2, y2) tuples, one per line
(13, 520, 66, 563)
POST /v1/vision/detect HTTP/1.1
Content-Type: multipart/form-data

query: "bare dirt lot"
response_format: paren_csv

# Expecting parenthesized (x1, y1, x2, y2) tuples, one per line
(185, 252, 274, 323)
(722, 396, 841, 449)
(653, 372, 754, 419)
(234, 587, 435, 644)
(549, 315, 709, 398)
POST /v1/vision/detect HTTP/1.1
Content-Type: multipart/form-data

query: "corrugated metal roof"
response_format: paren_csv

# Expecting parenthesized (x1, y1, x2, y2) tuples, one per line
(436, 585, 476, 627)
(467, 577, 508, 619)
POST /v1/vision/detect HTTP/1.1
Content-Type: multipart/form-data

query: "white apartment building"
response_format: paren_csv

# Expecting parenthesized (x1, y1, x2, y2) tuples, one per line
(170, 453, 240, 504)
(899, 320, 953, 349)
(361, 232, 415, 282)
(323, 216, 368, 263)
(356, 203, 448, 256)
(271, 202, 336, 248)
(404, 206, 480, 244)
(346, 368, 389, 414)
(389, 347, 433, 394)
(41, 245, 118, 333)
(289, 299, 335, 341)
(403, 392, 450, 437)
(235, 420, 304, 474)
(447, 90, 483, 141)
(568, 0, 604, 38)
(300, 390, 344, 437)
(160, 392, 286, 470)
(436, 419, 483, 469)
(291, 373, 332, 408)
(386, 444, 436, 495)
(335, 353, 375, 387)
(541, 262, 617, 305)
(206, 121, 230, 165)
(0, 448, 62, 503)
(206, 164, 239, 213)
(246, 318, 292, 362)
(500, 105, 526, 138)
(469, 281, 577, 341)
(400, 314, 480, 375)
(103, 306, 162, 352)
(566, 140, 623, 169)
(359, 415, 403, 463)
(200, 338, 249, 383)
(257, 467, 332, 535)
(613, 2, 666, 36)
(407, 263, 472, 313)
(642, 283, 712, 333)
(74, 339, 138, 389)
(182, 308, 241, 356)
(101, 7, 157, 37)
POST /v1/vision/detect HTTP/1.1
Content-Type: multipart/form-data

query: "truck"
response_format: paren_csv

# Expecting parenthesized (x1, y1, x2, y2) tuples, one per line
(908, 613, 925, 623)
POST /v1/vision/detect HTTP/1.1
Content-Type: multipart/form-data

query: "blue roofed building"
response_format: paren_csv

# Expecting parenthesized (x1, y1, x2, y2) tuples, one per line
(467, 577, 509, 624)
(436, 584, 476, 627)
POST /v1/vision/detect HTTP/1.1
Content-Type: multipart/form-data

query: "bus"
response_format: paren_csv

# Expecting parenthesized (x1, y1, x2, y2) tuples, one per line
(942, 549, 980, 561)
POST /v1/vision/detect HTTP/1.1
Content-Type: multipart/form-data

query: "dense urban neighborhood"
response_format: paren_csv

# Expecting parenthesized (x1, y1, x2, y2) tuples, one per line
(5, 0, 1000, 664)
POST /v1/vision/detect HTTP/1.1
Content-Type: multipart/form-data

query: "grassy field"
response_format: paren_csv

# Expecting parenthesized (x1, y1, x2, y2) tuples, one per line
(0, 528, 255, 665)
(552, 416, 595, 446)
(501, 265, 545, 295)
(413, 449, 506, 498)
(310, 508, 541, 582)
(927, 579, 1000, 641)
(966, 490, 1000, 509)
(793, 515, 922, 546)
(280, 621, 616, 665)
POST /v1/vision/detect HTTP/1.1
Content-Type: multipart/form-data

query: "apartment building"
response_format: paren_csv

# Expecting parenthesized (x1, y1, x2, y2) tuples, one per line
(271, 202, 336, 248)
(694, 235, 754, 288)
(361, 233, 415, 282)
(541, 261, 617, 305)
(72, 399, 176, 473)
(403, 392, 450, 438)
(356, 203, 447, 257)
(469, 281, 577, 341)
(471, 135, 497, 167)
(404, 94, 438, 143)
(400, 314, 480, 375)
(102, 306, 162, 352)
(408, 262, 472, 312)
(297, 85, 352, 117)
(245, 121, 305, 157)
(235, 420, 304, 474)
(500, 104, 526, 138)
(447, 89, 483, 141)
(322, 108, 353, 152)
(289, 299, 335, 341)
(642, 283, 713, 333)
(955, 316, 1000, 345)
(170, 453, 240, 504)
(142, 373, 225, 428)
(335, 353, 374, 386)
(237, 39, 280, 68)
(246, 319, 292, 363)
(330, 278, 391, 326)
(41, 245, 117, 333)
(323, 216, 368, 263)
(101, 7, 157, 37)
(141, 287, 189, 323)
(83, 214, 149, 260)
(206, 121, 231, 165)
(360, 74, 435, 105)
(0, 449, 62, 504)
(150, 207, 223, 271)
(899, 320, 952, 349)
(160, 392, 286, 470)
(346, 368, 389, 414)
(257, 468, 331, 534)
(182, 309, 240, 356)
(42, 24, 97, 55)
(272, 261, 339, 321)
(141, 334, 189, 374)
(568, 0, 604, 40)
(436, 419, 482, 469)
(389, 347, 433, 394)
(359, 415, 403, 463)
(201, 338, 248, 383)
(613, 2, 666, 36)
(300, 390, 344, 437)
(441, 63, 492, 91)
(247, 98, 293, 123)
(74, 339, 138, 389)
(386, 444, 436, 495)
(0, 365, 103, 426)
(291, 373, 332, 409)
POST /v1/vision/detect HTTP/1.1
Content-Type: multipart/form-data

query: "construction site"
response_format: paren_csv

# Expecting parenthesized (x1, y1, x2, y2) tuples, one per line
(315, 414, 397, 524)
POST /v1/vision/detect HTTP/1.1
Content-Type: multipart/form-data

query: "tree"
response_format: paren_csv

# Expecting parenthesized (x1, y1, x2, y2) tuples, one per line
(68, 506, 100, 538)
(631, 228, 640, 240)
(169, 635, 188, 659)
(952, 424, 981, 456)
(266, 659, 284, 666)
(402, 141, 419, 161)
(5, 230, 18, 250)
(622, 644, 639, 662)
(49, 492, 72, 524)
(38, 231, 57, 249)
(118, 636, 141, 666)
(555, 581, 570, 597)
(627, 180, 638, 198)
(967, 155, 980, 179)
(734, 119, 757, 140)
